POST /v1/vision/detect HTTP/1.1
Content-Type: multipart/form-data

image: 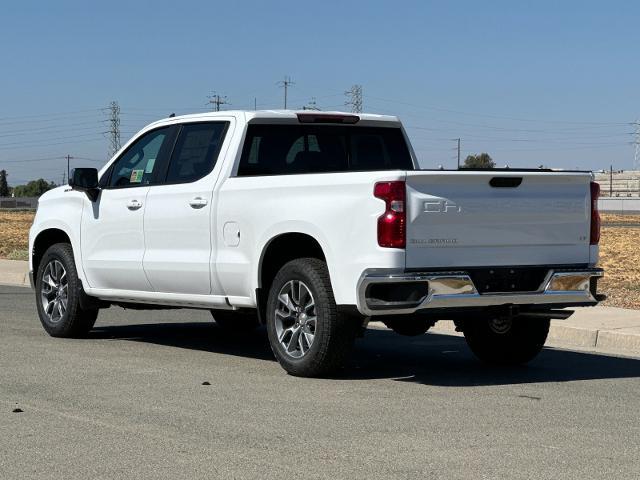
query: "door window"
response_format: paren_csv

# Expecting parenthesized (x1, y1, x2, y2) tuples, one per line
(108, 127, 172, 188)
(164, 122, 229, 184)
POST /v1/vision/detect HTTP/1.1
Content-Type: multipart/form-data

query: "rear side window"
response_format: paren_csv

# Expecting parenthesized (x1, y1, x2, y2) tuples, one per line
(237, 125, 413, 176)
(164, 122, 228, 184)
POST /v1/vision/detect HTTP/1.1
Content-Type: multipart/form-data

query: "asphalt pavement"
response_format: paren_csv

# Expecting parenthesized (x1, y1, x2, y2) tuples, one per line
(1, 285, 639, 479)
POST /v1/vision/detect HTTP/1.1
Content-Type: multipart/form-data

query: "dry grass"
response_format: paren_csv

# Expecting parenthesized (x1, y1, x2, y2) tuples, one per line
(600, 213, 640, 225)
(598, 218, 640, 309)
(0, 211, 35, 258)
(0, 210, 639, 308)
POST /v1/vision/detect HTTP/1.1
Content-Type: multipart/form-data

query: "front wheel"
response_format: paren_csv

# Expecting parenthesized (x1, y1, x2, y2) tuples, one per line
(266, 258, 359, 377)
(35, 243, 98, 338)
(462, 315, 550, 365)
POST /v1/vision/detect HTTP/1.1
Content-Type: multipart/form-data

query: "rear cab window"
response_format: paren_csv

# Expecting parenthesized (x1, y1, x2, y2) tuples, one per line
(237, 124, 414, 176)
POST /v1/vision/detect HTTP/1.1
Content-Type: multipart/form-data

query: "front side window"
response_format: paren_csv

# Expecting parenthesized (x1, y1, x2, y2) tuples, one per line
(109, 127, 171, 188)
(164, 122, 228, 184)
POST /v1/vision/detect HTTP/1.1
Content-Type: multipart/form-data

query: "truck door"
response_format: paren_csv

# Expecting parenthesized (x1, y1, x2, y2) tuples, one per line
(142, 120, 231, 295)
(80, 126, 176, 291)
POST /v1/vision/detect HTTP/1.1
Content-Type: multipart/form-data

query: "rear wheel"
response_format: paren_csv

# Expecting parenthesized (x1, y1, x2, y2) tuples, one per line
(35, 243, 98, 338)
(462, 315, 550, 365)
(210, 309, 259, 331)
(266, 258, 359, 377)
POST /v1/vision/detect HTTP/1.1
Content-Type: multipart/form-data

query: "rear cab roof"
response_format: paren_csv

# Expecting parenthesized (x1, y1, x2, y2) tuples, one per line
(145, 110, 403, 129)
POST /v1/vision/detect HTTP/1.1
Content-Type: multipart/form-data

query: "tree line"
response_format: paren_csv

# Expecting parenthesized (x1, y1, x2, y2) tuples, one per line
(461, 153, 495, 169)
(0, 170, 57, 198)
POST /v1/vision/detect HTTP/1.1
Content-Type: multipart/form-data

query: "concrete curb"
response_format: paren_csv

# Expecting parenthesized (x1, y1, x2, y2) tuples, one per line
(0, 259, 30, 287)
(1, 258, 639, 356)
(425, 308, 640, 356)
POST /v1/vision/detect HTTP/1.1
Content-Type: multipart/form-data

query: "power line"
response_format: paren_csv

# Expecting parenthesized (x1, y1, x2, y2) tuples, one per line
(277, 76, 295, 109)
(365, 95, 629, 126)
(0, 132, 105, 149)
(0, 122, 106, 138)
(0, 108, 101, 123)
(0, 155, 104, 164)
(206, 92, 230, 112)
(345, 85, 363, 113)
(0, 136, 105, 152)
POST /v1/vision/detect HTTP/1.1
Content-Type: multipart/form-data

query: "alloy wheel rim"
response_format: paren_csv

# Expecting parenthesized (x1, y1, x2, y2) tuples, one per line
(40, 260, 68, 323)
(274, 280, 317, 358)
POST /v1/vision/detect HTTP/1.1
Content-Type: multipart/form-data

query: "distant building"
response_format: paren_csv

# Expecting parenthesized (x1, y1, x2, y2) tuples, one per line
(594, 170, 640, 197)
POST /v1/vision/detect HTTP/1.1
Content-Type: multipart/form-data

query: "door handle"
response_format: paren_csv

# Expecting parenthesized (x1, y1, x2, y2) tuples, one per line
(189, 197, 208, 209)
(126, 199, 142, 210)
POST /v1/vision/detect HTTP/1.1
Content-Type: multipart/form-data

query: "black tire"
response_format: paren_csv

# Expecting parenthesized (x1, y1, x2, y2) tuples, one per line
(266, 258, 359, 377)
(462, 315, 550, 365)
(210, 309, 260, 331)
(35, 243, 98, 338)
(382, 317, 432, 336)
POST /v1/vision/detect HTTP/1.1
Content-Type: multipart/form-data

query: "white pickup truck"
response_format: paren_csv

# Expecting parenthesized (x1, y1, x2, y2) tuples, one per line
(29, 110, 604, 376)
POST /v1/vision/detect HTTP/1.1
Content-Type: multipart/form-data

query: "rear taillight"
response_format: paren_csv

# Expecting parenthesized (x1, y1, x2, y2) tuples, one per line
(374, 181, 406, 248)
(590, 181, 601, 245)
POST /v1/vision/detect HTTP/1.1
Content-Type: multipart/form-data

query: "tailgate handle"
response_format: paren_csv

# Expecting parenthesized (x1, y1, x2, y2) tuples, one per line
(489, 177, 522, 188)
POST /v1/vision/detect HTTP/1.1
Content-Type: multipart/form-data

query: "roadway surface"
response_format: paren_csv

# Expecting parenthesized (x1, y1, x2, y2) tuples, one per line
(1, 285, 639, 479)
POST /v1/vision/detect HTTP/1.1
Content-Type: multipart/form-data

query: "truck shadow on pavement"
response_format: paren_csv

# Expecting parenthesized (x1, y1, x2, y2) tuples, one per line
(89, 322, 640, 386)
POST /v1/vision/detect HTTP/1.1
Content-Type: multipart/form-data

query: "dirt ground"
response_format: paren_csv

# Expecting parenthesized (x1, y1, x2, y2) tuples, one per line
(0, 211, 34, 259)
(598, 224, 640, 309)
(1, 210, 638, 308)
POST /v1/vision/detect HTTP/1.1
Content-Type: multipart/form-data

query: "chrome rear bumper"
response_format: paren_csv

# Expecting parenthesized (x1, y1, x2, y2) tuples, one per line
(357, 268, 603, 316)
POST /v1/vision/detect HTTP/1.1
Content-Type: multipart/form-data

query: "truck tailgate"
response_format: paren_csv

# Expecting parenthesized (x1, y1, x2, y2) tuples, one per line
(405, 171, 592, 269)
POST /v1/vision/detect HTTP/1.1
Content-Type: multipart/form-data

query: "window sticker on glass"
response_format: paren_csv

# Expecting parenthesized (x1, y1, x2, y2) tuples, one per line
(130, 169, 144, 183)
(145, 158, 156, 173)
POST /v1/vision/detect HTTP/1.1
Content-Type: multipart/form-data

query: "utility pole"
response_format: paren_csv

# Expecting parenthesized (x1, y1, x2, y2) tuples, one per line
(277, 76, 294, 109)
(453, 138, 461, 168)
(254, 97, 257, 111)
(104, 101, 121, 158)
(634, 120, 640, 171)
(64, 155, 73, 184)
(207, 92, 230, 112)
(345, 85, 363, 113)
(609, 164, 614, 197)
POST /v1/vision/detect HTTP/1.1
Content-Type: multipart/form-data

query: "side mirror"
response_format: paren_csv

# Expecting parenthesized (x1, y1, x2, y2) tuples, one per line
(69, 168, 99, 201)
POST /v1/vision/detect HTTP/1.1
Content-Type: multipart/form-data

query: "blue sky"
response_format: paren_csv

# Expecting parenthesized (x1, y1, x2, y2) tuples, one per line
(1, 0, 639, 184)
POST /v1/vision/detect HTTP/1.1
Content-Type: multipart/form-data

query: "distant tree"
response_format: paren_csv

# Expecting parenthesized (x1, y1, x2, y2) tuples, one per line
(462, 153, 495, 169)
(0, 170, 9, 197)
(12, 179, 56, 197)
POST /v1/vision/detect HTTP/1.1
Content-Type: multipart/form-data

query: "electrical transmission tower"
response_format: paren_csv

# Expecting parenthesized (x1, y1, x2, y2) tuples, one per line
(277, 76, 295, 109)
(345, 85, 363, 113)
(207, 92, 230, 111)
(634, 120, 640, 171)
(302, 97, 320, 111)
(104, 101, 121, 157)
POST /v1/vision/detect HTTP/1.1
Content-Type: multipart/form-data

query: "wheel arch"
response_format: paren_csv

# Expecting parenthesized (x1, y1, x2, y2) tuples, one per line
(32, 227, 74, 279)
(258, 232, 328, 291)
